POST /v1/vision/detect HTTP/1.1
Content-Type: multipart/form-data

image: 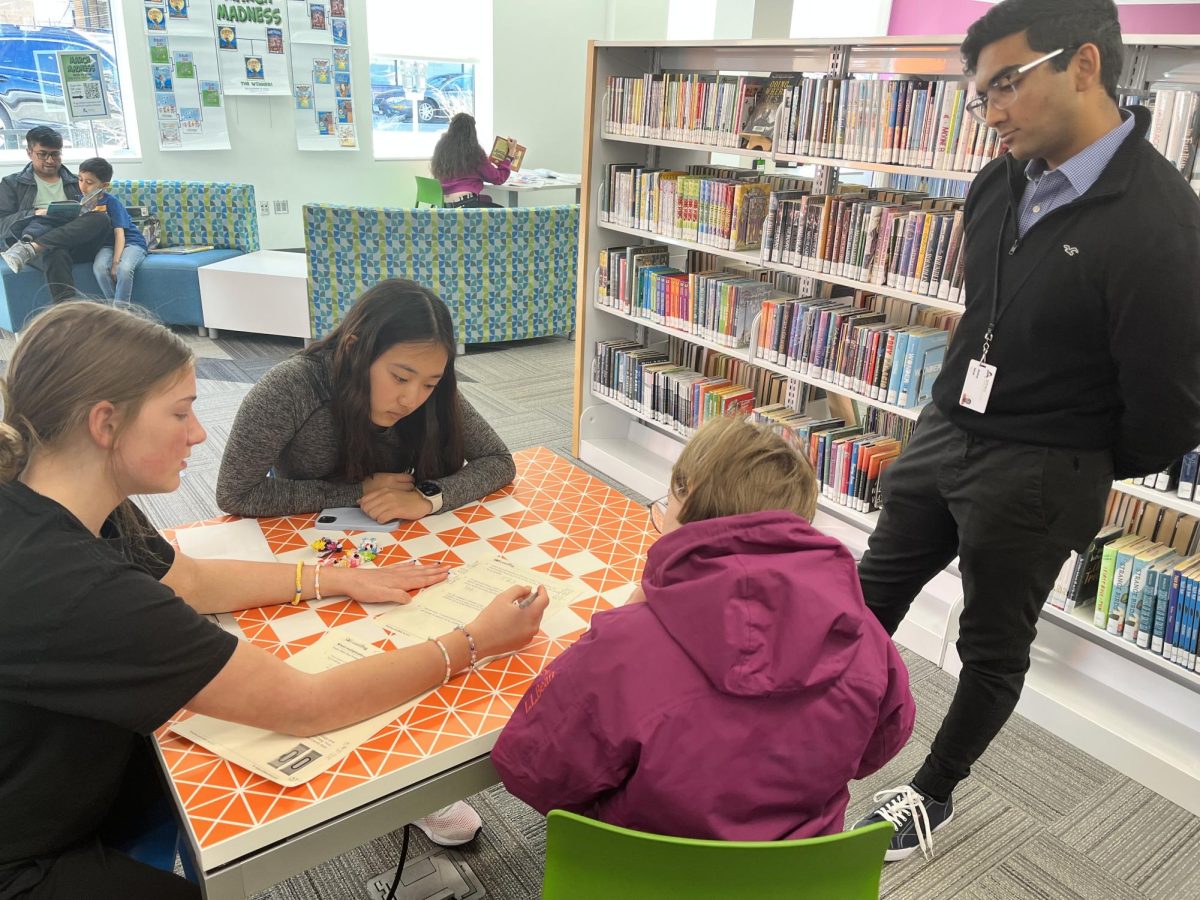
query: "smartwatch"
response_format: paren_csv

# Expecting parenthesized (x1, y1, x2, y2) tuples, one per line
(416, 480, 443, 514)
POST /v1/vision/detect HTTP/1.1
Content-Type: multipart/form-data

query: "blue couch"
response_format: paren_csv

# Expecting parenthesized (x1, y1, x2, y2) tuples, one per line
(0, 180, 260, 333)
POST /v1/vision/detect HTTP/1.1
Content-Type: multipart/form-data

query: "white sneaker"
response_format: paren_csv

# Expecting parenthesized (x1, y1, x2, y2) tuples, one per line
(1, 239, 36, 274)
(412, 800, 482, 847)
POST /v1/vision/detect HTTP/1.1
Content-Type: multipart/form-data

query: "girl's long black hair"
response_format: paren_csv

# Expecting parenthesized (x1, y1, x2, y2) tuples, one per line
(303, 279, 464, 482)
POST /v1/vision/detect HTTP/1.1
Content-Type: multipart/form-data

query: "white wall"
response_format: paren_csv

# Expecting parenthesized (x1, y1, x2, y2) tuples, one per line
(0, 0, 661, 249)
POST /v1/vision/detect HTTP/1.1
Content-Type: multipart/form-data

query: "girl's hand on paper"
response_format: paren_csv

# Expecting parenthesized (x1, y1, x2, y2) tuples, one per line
(469, 584, 549, 657)
(359, 487, 433, 523)
(325, 560, 451, 604)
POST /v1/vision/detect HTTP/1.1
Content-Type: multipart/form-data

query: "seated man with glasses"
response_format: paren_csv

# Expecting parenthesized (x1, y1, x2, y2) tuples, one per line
(0, 126, 112, 303)
(492, 416, 915, 844)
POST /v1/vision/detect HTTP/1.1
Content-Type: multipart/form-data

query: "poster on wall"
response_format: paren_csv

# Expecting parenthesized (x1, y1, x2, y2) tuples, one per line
(286, 0, 357, 150)
(214, 0, 292, 94)
(56, 51, 109, 121)
(143, 0, 232, 150)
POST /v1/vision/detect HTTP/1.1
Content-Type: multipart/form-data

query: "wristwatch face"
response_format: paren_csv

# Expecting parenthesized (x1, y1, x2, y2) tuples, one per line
(417, 480, 441, 498)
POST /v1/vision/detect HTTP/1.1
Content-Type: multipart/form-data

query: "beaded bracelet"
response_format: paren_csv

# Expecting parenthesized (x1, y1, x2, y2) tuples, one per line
(314, 564, 322, 602)
(429, 636, 452, 685)
(292, 561, 304, 606)
(455, 624, 478, 670)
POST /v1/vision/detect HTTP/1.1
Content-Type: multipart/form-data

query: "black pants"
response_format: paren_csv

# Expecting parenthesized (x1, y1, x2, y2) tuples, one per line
(14, 212, 110, 303)
(0, 841, 197, 900)
(444, 193, 501, 208)
(858, 404, 1112, 800)
(0, 742, 197, 900)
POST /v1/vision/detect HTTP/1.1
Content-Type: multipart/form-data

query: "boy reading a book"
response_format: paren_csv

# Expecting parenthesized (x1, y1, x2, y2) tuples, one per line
(0, 126, 112, 302)
(493, 416, 915, 843)
(77, 158, 148, 303)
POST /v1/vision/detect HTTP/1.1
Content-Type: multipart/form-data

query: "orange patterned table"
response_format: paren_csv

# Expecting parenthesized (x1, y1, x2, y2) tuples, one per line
(155, 448, 655, 898)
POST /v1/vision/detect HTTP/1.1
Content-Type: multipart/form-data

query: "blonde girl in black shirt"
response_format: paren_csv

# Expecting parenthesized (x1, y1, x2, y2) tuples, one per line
(0, 302, 547, 899)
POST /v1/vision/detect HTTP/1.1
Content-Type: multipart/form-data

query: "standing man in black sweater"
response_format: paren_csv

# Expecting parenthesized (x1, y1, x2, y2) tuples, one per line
(854, 0, 1200, 862)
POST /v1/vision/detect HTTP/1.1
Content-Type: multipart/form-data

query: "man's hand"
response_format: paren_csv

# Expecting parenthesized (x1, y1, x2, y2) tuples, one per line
(34, 208, 46, 216)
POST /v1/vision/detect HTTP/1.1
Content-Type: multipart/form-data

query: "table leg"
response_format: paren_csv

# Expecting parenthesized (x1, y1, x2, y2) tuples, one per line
(574, 187, 582, 204)
(507, 190, 519, 207)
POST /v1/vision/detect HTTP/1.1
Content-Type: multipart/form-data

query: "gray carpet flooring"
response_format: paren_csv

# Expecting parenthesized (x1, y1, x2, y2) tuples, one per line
(4, 327, 1198, 899)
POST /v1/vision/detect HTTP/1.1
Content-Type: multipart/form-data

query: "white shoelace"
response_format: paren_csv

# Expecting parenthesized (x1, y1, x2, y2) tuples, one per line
(872, 786, 936, 859)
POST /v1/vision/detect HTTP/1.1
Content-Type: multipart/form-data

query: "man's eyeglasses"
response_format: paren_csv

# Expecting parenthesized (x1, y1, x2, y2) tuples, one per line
(965, 47, 1066, 124)
(648, 496, 668, 533)
(31, 150, 63, 161)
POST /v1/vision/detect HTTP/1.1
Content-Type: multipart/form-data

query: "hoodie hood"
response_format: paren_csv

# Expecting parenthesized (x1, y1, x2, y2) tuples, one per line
(643, 510, 868, 697)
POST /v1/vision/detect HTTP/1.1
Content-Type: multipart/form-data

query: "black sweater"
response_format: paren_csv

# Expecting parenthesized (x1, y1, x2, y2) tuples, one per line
(932, 106, 1200, 478)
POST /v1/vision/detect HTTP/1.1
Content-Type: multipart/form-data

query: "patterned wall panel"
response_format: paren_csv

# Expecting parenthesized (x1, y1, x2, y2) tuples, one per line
(303, 204, 579, 343)
(111, 181, 261, 253)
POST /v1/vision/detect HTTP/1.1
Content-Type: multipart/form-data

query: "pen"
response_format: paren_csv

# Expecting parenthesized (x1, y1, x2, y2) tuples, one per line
(516, 586, 542, 609)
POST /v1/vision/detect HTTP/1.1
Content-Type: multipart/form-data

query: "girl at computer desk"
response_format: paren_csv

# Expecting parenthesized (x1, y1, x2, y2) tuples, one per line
(492, 416, 915, 842)
(0, 302, 548, 899)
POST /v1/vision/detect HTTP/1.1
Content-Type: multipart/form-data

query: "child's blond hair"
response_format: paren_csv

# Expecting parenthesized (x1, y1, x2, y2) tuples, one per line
(670, 416, 818, 526)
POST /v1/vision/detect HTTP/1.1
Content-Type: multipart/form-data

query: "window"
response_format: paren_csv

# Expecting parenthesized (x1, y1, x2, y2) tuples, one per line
(365, 0, 492, 159)
(0, 4, 138, 160)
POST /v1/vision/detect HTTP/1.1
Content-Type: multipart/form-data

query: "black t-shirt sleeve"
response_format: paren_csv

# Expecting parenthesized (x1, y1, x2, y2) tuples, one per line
(25, 567, 237, 735)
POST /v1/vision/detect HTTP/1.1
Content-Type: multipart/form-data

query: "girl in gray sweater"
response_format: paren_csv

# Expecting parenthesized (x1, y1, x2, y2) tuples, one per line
(216, 279, 515, 523)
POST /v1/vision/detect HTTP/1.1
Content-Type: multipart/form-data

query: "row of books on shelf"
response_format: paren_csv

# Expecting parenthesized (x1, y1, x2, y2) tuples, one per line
(598, 246, 797, 348)
(752, 405, 917, 514)
(591, 337, 790, 437)
(776, 76, 1003, 172)
(600, 163, 811, 250)
(602, 70, 1005, 172)
(591, 336, 919, 512)
(753, 293, 960, 408)
(761, 190, 967, 302)
(1122, 445, 1200, 504)
(1048, 493, 1200, 673)
(604, 72, 780, 149)
(1144, 88, 1200, 180)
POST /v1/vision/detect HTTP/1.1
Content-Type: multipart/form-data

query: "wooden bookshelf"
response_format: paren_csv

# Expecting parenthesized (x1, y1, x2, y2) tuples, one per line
(573, 35, 1200, 817)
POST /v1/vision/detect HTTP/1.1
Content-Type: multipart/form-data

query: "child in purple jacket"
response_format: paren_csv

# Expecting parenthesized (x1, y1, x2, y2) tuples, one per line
(492, 416, 916, 843)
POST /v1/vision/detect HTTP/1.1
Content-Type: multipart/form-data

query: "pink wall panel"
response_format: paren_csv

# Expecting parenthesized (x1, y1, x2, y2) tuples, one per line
(889, 1, 1200, 37)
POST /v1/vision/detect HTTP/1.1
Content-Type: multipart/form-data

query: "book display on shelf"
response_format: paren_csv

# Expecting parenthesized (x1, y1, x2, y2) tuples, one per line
(1049, 490, 1200, 676)
(575, 36, 1200, 817)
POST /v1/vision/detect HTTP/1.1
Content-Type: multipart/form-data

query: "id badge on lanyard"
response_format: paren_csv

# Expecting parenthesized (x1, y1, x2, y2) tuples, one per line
(960, 325, 997, 413)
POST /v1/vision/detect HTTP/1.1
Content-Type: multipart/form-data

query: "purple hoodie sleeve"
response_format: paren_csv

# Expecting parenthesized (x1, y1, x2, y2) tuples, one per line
(854, 640, 916, 779)
(480, 158, 511, 186)
(491, 631, 638, 815)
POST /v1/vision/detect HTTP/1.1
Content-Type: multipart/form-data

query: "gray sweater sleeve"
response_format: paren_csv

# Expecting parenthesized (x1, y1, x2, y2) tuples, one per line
(435, 396, 516, 511)
(215, 358, 362, 517)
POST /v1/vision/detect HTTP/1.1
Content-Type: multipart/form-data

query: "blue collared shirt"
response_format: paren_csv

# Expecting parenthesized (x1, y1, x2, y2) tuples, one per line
(1017, 109, 1135, 237)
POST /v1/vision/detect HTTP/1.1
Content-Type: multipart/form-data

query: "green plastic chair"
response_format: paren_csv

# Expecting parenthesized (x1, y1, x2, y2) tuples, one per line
(415, 175, 444, 207)
(542, 810, 893, 900)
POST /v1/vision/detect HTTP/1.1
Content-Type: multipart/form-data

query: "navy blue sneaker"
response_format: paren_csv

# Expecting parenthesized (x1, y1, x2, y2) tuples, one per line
(852, 785, 954, 862)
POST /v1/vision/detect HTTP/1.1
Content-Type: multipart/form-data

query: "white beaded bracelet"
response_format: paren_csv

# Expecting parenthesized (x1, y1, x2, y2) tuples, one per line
(429, 636, 452, 685)
(314, 565, 322, 602)
(455, 625, 478, 670)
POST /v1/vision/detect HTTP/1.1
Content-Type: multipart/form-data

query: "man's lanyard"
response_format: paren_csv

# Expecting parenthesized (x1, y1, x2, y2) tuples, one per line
(978, 203, 1075, 365)
(961, 200, 1074, 413)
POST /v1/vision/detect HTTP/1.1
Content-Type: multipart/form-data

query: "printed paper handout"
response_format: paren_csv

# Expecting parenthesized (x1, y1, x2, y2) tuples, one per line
(170, 630, 423, 787)
(374, 555, 591, 644)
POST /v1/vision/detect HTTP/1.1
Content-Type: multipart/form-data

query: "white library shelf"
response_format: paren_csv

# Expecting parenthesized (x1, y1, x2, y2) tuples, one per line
(593, 301, 926, 420)
(598, 220, 970, 313)
(600, 132, 983, 182)
(574, 35, 1200, 816)
(1111, 479, 1200, 519)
